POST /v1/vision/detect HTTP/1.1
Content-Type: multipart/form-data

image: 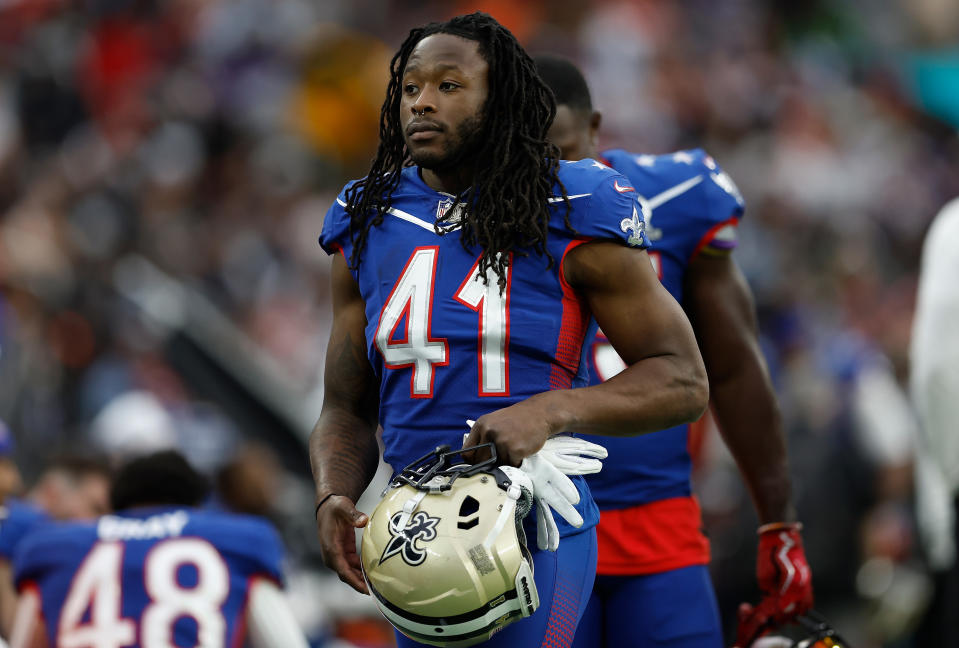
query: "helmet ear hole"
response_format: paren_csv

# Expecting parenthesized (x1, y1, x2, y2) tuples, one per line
(458, 495, 481, 529)
(459, 495, 480, 517)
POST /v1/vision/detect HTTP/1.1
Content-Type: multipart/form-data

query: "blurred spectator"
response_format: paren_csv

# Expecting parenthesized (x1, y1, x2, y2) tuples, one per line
(216, 441, 282, 518)
(0, 453, 111, 639)
(24, 454, 111, 521)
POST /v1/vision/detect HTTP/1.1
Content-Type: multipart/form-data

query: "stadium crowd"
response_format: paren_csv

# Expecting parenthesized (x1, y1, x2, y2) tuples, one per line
(1, 0, 958, 646)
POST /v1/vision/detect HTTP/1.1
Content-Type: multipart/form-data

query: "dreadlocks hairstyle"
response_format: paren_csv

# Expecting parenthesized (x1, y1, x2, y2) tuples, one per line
(343, 12, 570, 290)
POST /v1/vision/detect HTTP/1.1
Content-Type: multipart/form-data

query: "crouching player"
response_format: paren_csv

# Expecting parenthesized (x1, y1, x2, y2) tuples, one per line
(9, 451, 308, 648)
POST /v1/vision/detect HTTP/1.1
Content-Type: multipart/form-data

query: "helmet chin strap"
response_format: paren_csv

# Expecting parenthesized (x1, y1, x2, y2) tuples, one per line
(395, 489, 429, 534)
(482, 483, 522, 550)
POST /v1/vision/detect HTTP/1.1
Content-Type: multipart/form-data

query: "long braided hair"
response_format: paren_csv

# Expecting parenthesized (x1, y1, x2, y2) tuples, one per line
(343, 12, 570, 289)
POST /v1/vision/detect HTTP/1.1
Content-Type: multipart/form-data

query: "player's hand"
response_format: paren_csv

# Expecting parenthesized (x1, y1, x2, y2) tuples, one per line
(463, 395, 555, 466)
(315, 495, 369, 594)
(733, 523, 813, 647)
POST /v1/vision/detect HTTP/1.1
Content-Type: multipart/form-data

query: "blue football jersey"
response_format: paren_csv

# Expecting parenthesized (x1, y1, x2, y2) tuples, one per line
(0, 499, 49, 561)
(320, 160, 650, 535)
(14, 507, 284, 648)
(583, 149, 745, 510)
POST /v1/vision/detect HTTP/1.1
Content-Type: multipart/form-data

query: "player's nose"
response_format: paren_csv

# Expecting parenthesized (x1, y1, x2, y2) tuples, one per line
(410, 87, 438, 115)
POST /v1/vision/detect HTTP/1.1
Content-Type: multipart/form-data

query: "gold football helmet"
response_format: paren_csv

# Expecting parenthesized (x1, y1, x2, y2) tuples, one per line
(751, 611, 851, 647)
(361, 444, 538, 646)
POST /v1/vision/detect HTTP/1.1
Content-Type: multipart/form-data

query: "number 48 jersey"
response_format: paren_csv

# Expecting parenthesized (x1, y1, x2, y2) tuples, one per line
(13, 507, 285, 648)
(320, 160, 649, 536)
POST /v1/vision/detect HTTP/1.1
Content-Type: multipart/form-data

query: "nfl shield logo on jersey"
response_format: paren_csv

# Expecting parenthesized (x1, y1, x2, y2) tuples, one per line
(436, 197, 454, 219)
(436, 197, 465, 229)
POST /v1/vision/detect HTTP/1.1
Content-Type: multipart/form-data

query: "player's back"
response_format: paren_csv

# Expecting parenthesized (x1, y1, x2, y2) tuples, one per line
(0, 499, 49, 563)
(600, 148, 743, 300)
(583, 148, 745, 511)
(14, 506, 284, 648)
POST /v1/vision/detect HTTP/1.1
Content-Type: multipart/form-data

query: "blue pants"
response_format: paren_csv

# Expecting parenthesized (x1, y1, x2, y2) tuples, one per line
(571, 566, 723, 648)
(394, 528, 598, 648)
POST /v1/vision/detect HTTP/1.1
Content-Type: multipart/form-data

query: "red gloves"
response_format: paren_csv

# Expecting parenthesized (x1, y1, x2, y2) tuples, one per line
(733, 522, 814, 648)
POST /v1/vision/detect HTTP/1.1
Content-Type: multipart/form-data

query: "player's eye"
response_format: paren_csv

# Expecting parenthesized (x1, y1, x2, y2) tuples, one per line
(439, 81, 459, 91)
(403, 83, 418, 95)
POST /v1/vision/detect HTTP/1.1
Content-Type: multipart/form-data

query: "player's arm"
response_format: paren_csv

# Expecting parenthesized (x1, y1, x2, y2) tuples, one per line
(468, 240, 708, 466)
(686, 252, 814, 645)
(245, 579, 309, 648)
(684, 252, 794, 523)
(0, 560, 17, 639)
(309, 254, 380, 594)
(9, 587, 45, 648)
(563, 240, 709, 433)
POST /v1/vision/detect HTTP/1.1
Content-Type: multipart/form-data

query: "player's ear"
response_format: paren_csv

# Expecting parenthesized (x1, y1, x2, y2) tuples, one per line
(589, 110, 602, 144)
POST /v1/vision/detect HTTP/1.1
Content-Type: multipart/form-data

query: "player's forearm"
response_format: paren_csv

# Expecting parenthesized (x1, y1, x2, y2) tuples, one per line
(309, 409, 379, 504)
(546, 353, 709, 437)
(315, 261, 381, 503)
(246, 580, 309, 648)
(710, 363, 795, 524)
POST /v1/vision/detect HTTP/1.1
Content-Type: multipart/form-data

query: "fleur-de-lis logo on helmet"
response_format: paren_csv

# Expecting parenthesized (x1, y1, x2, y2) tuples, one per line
(379, 510, 440, 566)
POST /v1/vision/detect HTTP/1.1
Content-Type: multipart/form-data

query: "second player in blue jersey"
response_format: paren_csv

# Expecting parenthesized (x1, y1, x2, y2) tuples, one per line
(537, 55, 814, 648)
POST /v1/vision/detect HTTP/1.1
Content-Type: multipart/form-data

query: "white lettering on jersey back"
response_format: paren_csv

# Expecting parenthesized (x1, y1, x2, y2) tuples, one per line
(97, 511, 190, 541)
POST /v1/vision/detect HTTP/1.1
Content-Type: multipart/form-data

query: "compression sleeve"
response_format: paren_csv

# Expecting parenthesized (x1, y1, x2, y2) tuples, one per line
(246, 579, 310, 648)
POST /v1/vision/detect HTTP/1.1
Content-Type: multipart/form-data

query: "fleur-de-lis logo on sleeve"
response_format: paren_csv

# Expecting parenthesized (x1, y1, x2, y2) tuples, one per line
(620, 198, 650, 247)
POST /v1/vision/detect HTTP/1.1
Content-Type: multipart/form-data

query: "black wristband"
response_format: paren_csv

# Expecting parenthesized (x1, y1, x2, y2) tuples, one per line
(314, 493, 338, 519)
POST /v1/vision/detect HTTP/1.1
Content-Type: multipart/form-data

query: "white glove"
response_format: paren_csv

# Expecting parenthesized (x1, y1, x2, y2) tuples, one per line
(465, 422, 607, 552)
(536, 435, 608, 475)
(525, 436, 607, 551)
(501, 455, 582, 552)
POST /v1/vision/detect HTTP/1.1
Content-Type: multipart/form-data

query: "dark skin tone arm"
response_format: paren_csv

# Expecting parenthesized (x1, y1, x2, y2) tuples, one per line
(684, 252, 795, 523)
(466, 240, 710, 466)
(544, 101, 796, 522)
(309, 254, 381, 594)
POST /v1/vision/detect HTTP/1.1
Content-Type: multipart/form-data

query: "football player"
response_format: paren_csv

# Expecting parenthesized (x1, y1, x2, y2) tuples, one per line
(534, 55, 814, 648)
(9, 451, 308, 648)
(311, 12, 709, 648)
(0, 455, 111, 639)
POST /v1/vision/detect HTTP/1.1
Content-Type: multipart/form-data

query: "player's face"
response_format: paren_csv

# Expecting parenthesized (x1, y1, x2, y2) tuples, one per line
(49, 474, 111, 519)
(400, 34, 489, 170)
(547, 105, 599, 161)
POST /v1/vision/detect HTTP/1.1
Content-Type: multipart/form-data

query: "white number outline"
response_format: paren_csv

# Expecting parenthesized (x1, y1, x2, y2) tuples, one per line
(375, 249, 513, 398)
(57, 542, 135, 648)
(453, 254, 511, 396)
(141, 538, 230, 648)
(374, 246, 449, 399)
(56, 538, 231, 648)
(648, 251, 662, 279)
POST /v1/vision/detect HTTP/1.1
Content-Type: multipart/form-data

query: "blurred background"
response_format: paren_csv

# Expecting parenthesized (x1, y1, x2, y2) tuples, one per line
(1, 0, 958, 646)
